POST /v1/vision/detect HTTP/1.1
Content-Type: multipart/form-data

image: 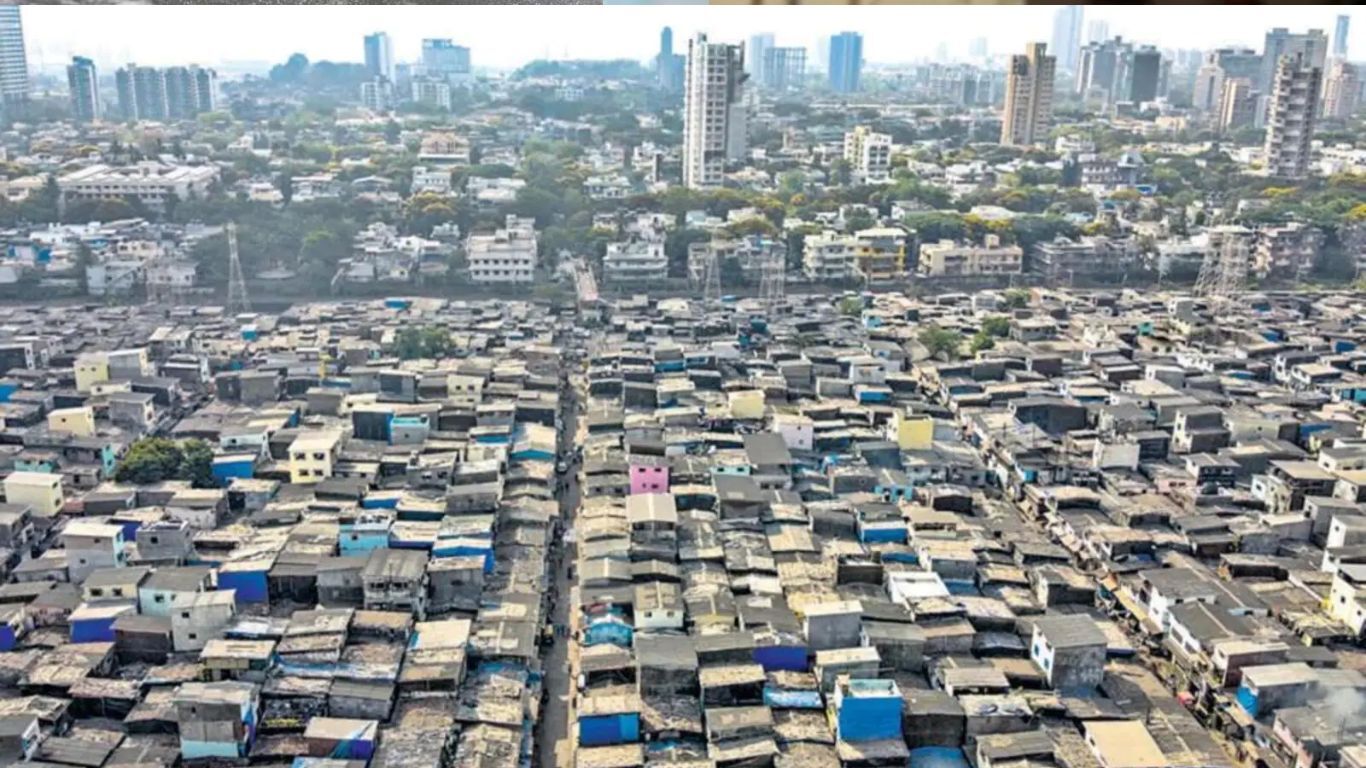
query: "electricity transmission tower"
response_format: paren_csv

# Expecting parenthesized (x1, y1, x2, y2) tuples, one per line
(1193, 235, 1247, 308)
(700, 250, 721, 306)
(758, 251, 785, 316)
(226, 222, 251, 314)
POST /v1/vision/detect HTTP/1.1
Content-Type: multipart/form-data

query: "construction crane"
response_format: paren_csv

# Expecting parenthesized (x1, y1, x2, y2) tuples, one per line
(226, 222, 251, 315)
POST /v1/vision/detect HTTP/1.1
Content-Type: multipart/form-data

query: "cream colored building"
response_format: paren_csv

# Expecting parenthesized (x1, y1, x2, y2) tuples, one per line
(288, 430, 343, 484)
(3, 471, 64, 517)
(48, 406, 96, 437)
(918, 235, 1024, 277)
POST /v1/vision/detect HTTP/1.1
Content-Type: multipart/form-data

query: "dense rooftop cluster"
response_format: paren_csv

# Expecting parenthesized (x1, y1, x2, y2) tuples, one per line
(557, 287, 1366, 768)
(0, 297, 576, 767)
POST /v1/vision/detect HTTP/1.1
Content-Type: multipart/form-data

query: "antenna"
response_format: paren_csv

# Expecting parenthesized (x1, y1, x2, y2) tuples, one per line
(226, 222, 251, 314)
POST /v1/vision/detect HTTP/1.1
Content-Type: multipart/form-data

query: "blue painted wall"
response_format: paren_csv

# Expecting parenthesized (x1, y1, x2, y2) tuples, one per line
(219, 570, 270, 603)
(580, 713, 639, 746)
(837, 691, 902, 741)
(71, 617, 118, 643)
(754, 645, 808, 672)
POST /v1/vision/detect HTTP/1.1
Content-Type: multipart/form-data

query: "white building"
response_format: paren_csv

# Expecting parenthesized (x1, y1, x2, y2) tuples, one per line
(1263, 52, 1321, 179)
(843, 126, 892, 183)
(802, 230, 858, 282)
(682, 34, 747, 189)
(1321, 58, 1359, 120)
(58, 163, 219, 214)
(410, 166, 453, 195)
(1001, 42, 1056, 147)
(411, 77, 452, 111)
(602, 237, 668, 285)
(466, 215, 538, 284)
(360, 77, 394, 112)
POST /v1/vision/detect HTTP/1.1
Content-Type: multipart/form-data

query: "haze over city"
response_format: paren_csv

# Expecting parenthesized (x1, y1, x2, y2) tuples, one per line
(20, 5, 1364, 73)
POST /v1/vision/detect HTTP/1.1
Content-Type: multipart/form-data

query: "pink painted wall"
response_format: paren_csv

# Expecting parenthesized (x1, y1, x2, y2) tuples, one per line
(629, 464, 669, 495)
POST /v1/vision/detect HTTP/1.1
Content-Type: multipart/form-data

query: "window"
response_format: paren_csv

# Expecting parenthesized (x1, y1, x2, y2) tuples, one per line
(181, 611, 191, 619)
(90, 588, 104, 597)
(112, 588, 124, 597)
(155, 594, 165, 603)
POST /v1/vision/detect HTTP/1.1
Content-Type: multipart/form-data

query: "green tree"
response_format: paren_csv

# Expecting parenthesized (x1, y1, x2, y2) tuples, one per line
(919, 324, 963, 361)
(839, 296, 864, 316)
(1002, 289, 1030, 309)
(75, 242, 94, 295)
(979, 315, 1011, 338)
(970, 331, 996, 354)
(665, 228, 709, 279)
(179, 439, 217, 489)
(115, 438, 185, 484)
(395, 326, 453, 360)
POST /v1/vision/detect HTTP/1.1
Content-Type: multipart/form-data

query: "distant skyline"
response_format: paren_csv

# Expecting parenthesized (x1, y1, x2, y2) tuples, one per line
(20, 5, 1361, 75)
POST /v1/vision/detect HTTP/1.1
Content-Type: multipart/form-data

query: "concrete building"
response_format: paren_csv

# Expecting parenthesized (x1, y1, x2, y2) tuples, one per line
(1128, 46, 1162, 103)
(1259, 28, 1327, 94)
(3, 471, 62, 518)
(1263, 52, 1322, 179)
(682, 33, 747, 190)
(803, 231, 858, 283)
(1001, 42, 1056, 146)
(1219, 77, 1259, 133)
(1333, 14, 1350, 59)
(173, 682, 259, 759)
(603, 238, 668, 286)
(58, 163, 220, 214)
(1077, 37, 1131, 104)
(364, 31, 394, 82)
(466, 215, 538, 284)
(1030, 615, 1107, 692)
(762, 47, 806, 92)
(115, 64, 169, 122)
(421, 39, 471, 78)
(747, 34, 773, 80)
(163, 65, 217, 119)
(66, 56, 99, 123)
(843, 126, 892, 184)
(170, 590, 237, 652)
(61, 520, 127, 583)
(411, 77, 452, 111)
(288, 430, 343, 484)
(828, 31, 863, 93)
(919, 236, 1024, 277)
(0, 6, 27, 118)
(360, 77, 394, 112)
(1322, 59, 1359, 120)
(1253, 222, 1321, 278)
(1050, 5, 1084, 74)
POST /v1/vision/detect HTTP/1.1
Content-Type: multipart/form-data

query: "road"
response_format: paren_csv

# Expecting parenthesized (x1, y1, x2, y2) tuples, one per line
(536, 334, 583, 768)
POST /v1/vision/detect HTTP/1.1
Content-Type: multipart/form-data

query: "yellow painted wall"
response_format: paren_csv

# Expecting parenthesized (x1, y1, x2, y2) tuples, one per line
(893, 411, 934, 451)
(48, 406, 96, 437)
(729, 389, 766, 420)
(74, 356, 110, 393)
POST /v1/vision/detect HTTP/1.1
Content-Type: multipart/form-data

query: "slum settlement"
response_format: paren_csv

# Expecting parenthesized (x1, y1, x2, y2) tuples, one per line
(0, 297, 574, 768)
(2, 288, 1366, 768)
(563, 287, 1366, 768)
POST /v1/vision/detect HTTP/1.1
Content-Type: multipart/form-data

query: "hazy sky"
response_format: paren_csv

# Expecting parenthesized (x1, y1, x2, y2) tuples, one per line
(21, 5, 1359, 74)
